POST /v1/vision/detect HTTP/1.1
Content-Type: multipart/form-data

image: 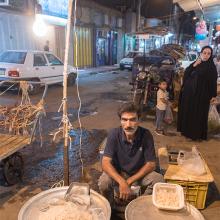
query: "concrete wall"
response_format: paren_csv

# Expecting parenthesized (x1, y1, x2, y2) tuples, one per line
(125, 11, 136, 33)
(117, 30, 124, 61)
(0, 12, 37, 52)
(0, 1, 125, 65)
(0, 11, 57, 55)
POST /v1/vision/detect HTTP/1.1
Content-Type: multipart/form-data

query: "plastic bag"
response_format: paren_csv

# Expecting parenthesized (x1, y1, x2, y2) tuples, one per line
(164, 104, 173, 124)
(177, 146, 206, 176)
(208, 104, 220, 132)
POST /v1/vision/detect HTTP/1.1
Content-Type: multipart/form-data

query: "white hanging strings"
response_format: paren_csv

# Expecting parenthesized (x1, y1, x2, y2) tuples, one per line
(54, 0, 84, 179)
(73, 0, 84, 177)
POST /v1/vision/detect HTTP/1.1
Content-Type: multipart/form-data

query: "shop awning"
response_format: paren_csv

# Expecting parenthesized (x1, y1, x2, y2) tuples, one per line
(173, 0, 220, 11)
(174, 0, 220, 22)
(127, 26, 169, 37)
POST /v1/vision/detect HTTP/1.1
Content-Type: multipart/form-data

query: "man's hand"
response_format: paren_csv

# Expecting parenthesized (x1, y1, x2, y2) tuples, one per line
(126, 177, 134, 186)
(125, 162, 156, 187)
(210, 97, 217, 104)
(102, 156, 131, 200)
(119, 180, 131, 200)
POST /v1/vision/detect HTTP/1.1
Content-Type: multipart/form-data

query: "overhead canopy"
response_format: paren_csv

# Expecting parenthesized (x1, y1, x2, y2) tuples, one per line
(174, 0, 220, 23)
(196, 4, 220, 23)
(173, 0, 220, 11)
(150, 44, 186, 60)
(127, 26, 169, 37)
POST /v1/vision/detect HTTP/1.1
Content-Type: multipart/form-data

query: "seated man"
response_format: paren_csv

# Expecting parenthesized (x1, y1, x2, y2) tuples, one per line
(98, 102, 164, 205)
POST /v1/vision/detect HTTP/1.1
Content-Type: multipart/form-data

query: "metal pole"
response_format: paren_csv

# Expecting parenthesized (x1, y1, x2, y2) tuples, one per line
(63, 0, 74, 186)
(136, 0, 142, 32)
(209, 23, 214, 46)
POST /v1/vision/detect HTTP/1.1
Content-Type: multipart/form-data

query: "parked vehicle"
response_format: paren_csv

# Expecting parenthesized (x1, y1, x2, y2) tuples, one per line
(0, 50, 76, 94)
(178, 51, 197, 69)
(119, 51, 143, 70)
(131, 55, 177, 108)
(133, 65, 154, 109)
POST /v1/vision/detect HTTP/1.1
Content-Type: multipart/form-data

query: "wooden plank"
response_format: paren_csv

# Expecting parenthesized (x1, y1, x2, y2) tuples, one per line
(0, 134, 14, 142)
(0, 136, 29, 160)
(0, 138, 29, 160)
(158, 147, 169, 170)
(164, 162, 214, 183)
(0, 136, 18, 148)
(0, 136, 29, 154)
(164, 148, 214, 183)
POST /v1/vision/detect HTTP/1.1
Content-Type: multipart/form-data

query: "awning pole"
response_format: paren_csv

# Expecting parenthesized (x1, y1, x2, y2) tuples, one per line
(63, 0, 74, 186)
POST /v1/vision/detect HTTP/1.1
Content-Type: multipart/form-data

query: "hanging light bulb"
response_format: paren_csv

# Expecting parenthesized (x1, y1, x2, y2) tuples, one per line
(33, 14, 48, 37)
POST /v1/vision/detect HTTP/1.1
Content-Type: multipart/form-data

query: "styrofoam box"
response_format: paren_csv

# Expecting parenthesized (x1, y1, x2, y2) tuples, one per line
(152, 183, 185, 211)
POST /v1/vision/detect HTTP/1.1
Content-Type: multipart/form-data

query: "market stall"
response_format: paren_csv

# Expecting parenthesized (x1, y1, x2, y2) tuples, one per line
(0, 81, 47, 185)
(159, 146, 214, 209)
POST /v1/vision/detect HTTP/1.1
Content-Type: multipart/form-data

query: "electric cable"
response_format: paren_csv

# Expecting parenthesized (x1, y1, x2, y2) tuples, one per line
(196, 0, 204, 15)
(0, 83, 16, 96)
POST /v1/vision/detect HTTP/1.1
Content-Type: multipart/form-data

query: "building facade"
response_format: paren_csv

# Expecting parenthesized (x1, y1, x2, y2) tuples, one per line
(0, 0, 125, 68)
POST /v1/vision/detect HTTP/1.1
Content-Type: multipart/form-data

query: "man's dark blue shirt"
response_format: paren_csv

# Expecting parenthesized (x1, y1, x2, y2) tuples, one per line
(103, 126, 156, 176)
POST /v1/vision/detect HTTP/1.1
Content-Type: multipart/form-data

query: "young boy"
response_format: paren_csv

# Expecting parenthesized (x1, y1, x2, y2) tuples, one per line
(155, 79, 168, 135)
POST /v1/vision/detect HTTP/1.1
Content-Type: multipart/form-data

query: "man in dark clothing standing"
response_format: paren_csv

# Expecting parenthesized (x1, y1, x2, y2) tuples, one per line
(44, 40, 50, 52)
(98, 103, 164, 204)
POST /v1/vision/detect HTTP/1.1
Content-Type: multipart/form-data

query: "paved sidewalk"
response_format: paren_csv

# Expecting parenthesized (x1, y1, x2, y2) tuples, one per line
(77, 65, 120, 77)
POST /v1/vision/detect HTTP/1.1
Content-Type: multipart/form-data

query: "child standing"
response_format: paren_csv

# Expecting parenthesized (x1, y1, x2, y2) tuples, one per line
(155, 79, 168, 135)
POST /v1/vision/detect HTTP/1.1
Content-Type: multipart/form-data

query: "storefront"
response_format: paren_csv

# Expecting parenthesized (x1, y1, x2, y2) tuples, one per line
(108, 31, 118, 65)
(96, 29, 108, 66)
(124, 34, 136, 55)
(38, 0, 93, 67)
(73, 26, 93, 67)
(96, 30, 118, 66)
(125, 33, 165, 54)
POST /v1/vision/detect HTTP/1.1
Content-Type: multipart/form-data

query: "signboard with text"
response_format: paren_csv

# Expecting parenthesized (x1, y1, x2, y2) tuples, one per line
(39, 0, 68, 18)
(0, 0, 9, 5)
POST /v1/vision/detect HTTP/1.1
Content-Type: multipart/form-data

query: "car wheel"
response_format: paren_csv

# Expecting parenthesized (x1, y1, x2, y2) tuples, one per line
(67, 73, 76, 86)
(3, 153, 23, 186)
(120, 65, 124, 70)
(133, 93, 142, 107)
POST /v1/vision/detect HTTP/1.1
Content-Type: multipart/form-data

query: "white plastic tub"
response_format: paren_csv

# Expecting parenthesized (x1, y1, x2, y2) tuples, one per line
(152, 183, 185, 211)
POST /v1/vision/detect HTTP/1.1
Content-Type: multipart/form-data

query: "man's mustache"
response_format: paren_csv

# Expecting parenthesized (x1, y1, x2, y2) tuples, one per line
(124, 127, 135, 131)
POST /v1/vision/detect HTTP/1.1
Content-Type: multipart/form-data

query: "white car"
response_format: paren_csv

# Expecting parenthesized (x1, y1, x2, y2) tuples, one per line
(120, 51, 143, 70)
(0, 50, 76, 93)
(179, 52, 198, 69)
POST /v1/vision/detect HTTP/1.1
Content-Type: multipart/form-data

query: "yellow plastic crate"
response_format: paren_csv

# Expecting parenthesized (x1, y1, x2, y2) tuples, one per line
(167, 180, 209, 209)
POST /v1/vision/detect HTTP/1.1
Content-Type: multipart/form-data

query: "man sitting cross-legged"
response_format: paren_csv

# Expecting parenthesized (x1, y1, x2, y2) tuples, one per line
(98, 102, 164, 205)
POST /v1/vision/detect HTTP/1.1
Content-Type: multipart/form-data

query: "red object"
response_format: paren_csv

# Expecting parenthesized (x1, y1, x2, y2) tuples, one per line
(8, 70, 20, 77)
(216, 25, 220, 32)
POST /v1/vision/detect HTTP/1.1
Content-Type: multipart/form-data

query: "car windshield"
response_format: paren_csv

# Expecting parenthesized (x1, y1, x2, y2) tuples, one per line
(189, 54, 197, 61)
(0, 51, 27, 64)
(182, 56, 188, 61)
(126, 52, 142, 58)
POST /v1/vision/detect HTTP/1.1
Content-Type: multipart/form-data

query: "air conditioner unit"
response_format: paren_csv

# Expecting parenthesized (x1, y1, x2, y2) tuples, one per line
(0, 0, 9, 6)
(117, 18, 122, 28)
(104, 15, 109, 25)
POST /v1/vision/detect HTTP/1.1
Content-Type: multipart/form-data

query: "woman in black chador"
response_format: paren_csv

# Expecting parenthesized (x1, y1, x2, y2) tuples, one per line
(177, 46, 217, 140)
